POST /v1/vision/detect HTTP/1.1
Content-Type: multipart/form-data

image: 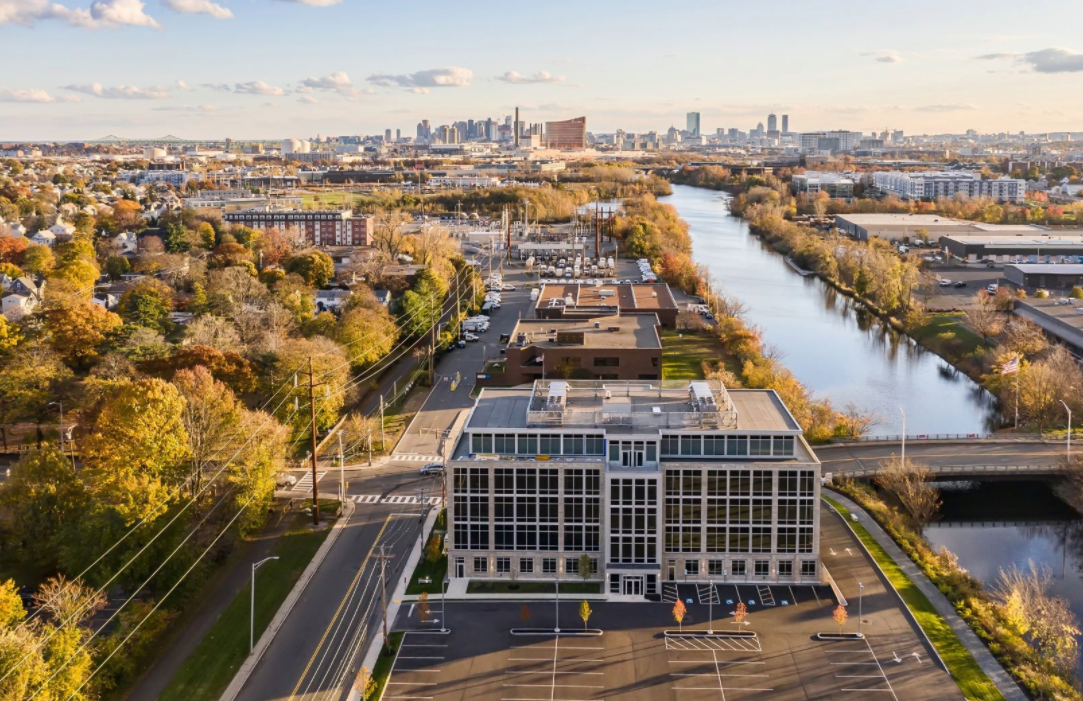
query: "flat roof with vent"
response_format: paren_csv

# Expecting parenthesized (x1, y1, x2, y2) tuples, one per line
(508, 315, 661, 349)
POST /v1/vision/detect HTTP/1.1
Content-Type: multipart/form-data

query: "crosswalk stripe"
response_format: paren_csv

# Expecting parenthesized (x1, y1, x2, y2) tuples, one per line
(392, 454, 444, 462)
(349, 495, 443, 505)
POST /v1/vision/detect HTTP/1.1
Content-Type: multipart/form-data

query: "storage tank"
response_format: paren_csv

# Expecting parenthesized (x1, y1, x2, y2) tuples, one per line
(282, 138, 302, 155)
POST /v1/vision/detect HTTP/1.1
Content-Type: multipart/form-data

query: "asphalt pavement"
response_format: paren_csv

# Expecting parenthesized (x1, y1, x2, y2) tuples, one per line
(816, 440, 1062, 475)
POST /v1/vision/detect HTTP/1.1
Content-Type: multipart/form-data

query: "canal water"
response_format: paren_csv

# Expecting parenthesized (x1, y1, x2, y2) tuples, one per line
(926, 481, 1083, 677)
(662, 184, 999, 436)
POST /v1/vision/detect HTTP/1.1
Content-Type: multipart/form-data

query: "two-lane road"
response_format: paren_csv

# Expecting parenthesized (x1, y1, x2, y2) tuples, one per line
(817, 440, 1064, 475)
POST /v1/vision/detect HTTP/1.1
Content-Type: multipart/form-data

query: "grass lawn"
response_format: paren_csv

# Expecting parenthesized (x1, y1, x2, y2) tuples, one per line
(465, 581, 602, 595)
(300, 192, 364, 210)
(367, 631, 404, 701)
(908, 312, 989, 356)
(822, 495, 1005, 701)
(157, 516, 334, 701)
(406, 510, 447, 596)
(660, 329, 739, 380)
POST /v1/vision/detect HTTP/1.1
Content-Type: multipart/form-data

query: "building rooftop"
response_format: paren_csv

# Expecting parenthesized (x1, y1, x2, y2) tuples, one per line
(465, 380, 801, 433)
(942, 233, 1083, 248)
(537, 283, 677, 311)
(509, 315, 660, 350)
(1007, 263, 1083, 274)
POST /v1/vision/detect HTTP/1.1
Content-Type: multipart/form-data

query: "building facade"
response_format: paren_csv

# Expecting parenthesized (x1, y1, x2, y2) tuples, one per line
(544, 117, 587, 150)
(872, 171, 1026, 203)
(791, 172, 854, 199)
(686, 112, 701, 138)
(224, 208, 374, 246)
(447, 380, 821, 597)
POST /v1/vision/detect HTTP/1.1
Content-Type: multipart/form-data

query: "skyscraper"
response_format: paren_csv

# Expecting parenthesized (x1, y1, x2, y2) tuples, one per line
(686, 111, 701, 137)
(781, 115, 789, 134)
(767, 113, 777, 133)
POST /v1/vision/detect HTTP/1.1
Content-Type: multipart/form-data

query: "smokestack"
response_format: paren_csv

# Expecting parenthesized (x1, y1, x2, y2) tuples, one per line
(514, 107, 520, 148)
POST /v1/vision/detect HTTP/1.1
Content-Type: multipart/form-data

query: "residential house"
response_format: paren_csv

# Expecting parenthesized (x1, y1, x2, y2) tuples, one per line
(113, 231, 139, 256)
(49, 219, 76, 239)
(1, 277, 45, 320)
(29, 230, 57, 247)
(92, 291, 119, 310)
(315, 289, 352, 312)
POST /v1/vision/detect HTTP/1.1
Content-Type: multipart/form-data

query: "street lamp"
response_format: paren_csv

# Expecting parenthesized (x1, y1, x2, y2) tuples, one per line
(858, 582, 864, 638)
(554, 577, 560, 633)
(1061, 400, 1072, 459)
(441, 576, 449, 633)
(899, 407, 907, 465)
(251, 557, 279, 653)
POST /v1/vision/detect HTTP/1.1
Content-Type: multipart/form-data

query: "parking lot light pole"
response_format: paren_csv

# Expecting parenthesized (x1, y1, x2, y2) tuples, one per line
(708, 584, 714, 635)
(441, 576, 449, 633)
(1061, 400, 1072, 459)
(858, 582, 864, 638)
(554, 577, 560, 633)
(251, 557, 279, 653)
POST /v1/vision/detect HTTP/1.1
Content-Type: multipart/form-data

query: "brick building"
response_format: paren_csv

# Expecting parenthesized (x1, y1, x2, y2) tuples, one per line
(224, 208, 374, 247)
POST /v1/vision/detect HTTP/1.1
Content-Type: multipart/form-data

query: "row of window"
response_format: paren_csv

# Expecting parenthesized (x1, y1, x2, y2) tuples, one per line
(454, 523, 602, 552)
(677, 559, 818, 578)
(664, 526, 815, 554)
(470, 433, 605, 456)
(664, 498, 815, 525)
(666, 469, 816, 497)
(456, 467, 602, 495)
(469, 556, 599, 575)
(661, 434, 796, 458)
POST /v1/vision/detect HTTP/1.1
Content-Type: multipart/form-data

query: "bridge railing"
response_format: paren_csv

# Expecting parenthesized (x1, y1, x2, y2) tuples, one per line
(838, 464, 1070, 479)
(828, 432, 1048, 444)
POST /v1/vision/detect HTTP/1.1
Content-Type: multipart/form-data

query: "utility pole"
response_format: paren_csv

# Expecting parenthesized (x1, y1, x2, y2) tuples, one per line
(376, 545, 395, 651)
(428, 292, 437, 385)
(307, 357, 323, 526)
(337, 431, 345, 503)
(379, 395, 386, 449)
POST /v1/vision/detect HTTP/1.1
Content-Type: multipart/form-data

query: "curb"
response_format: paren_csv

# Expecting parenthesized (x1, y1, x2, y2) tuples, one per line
(219, 498, 356, 701)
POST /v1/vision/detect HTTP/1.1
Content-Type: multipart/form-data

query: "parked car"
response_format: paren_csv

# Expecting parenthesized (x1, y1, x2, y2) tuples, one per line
(275, 472, 297, 488)
(953, 281, 967, 288)
(986, 284, 998, 294)
(501, 284, 516, 291)
(938, 279, 952, 287)
(463, 332, 479, 342)
(985, 261, 997, 268)
(419, 462, 445, 475)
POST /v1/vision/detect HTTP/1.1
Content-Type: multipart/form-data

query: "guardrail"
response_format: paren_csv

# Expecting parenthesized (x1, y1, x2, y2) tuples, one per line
(827, 432, 1048, 444)
(840, 464, 1069, 479)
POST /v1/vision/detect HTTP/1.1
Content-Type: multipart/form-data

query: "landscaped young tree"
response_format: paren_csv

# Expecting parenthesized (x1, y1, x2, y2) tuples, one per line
(417, 591, 431, 623)
(578, 553, 592, 582)
(425, 534, 442, 564)
(733, 601, 748, 628)
(672, 599, 687, 632)
(579, 600, 593, 630)
(833, 604, 849, 635)
(355, 667, 377, 701)
(520, 604, 531, 625)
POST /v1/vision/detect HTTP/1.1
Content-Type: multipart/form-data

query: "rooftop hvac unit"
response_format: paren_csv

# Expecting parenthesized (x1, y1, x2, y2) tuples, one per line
(594, 322, 601, 328)
(604, 390, 612, 399)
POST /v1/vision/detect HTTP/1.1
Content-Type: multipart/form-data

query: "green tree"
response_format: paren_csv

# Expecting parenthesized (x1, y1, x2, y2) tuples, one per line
(82, 378, 191, 523)
(578, 553, 592, 582)
(336, 306, 399, 368)
(227, 409, 286, 534)
(21, 244, 55, 276)
(398, 268, 445, 338)
(163, 221, 190, 253)
(116, 278, 174, 332)
(104, 254, 131, 281)
(0, 343, 73, 424)
(0, 445, 87, 570)
(285, 250, 335, 288)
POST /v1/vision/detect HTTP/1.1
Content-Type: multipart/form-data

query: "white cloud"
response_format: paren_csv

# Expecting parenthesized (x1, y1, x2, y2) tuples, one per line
(152, 104, 218, 112)
(175, 79, 193, 90)
(232, 80, 286, 96)
(496, 70, 566, 85)
(63, 82, 170, 99)
(298, 95, 318, 104)
(0, 0, 159, 28)
(201, 82, 232, 92)
(913, 103, 977, 112)
(861, 50, 902, 64)
(297, 71, 362, 99)
(162, 0, 232, 19)
(367, 67, 472, 90)
(978, 47, 1083, 73)
(0, 87, 63, 103)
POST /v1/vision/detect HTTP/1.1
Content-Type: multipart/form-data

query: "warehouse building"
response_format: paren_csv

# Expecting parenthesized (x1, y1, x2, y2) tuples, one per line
(940, 233, 1083, 263)
(1003, 264, 1083, 291)
(447, 379, 821, 596)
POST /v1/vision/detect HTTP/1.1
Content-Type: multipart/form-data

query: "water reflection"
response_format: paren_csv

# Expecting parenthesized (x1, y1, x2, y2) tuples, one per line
(662, 184, 1000, 435)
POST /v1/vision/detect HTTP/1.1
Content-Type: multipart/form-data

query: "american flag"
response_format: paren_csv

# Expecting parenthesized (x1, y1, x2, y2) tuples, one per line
(1000, 356, 1020, 375)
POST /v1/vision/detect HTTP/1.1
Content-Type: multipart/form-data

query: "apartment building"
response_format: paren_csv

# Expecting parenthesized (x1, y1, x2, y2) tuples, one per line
(223, 208, 374, 246)
(791, 172, 855, 200)
(872, 171, 1026, 203)
(447, 379, 821, 597)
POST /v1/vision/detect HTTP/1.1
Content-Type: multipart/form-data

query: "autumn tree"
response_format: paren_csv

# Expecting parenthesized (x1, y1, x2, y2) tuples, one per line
(733, 601, 748, 628)
(267, 336, 349, 432)
(173, 366, 242, 493)
(1002, 318, 1049, 358)
(425, 533, 442, 564)
(371, 209, 411, 259)
(996, 561, 1081, 675)
(0, 342, 73, 425)
(285, 250, 335, 288)
(355, 667, 377, 701)
(875, 456, 941, 530)
(21, 243, 55, 275)
(966, 291, 1003, 342)
(82, 378, 191, 523)
(417, 591, 431, 623)
(672, 599, 686, 632)
(39, 298, 122, 369)
(0, 445, 87, 571)
(227, 409, 287, 534)
(578, 553, 593, 582)
(117, 278, 175, 332)
(398, 268, 446, 338)
(833, 604, 849, 634)
(579, 600, 593, 630)
(336, 305, 399, 369)
(141, 344, 256, 394)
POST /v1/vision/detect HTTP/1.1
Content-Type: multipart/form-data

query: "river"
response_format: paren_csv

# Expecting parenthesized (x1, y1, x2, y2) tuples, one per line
(662, 184, 999, 436)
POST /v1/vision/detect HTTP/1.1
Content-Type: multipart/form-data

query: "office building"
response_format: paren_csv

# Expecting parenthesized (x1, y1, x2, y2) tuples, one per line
(791, 172, 854, 200)
(781, 115, 789, 134)
(872, 171, 1026, 203)
(447, 379, 822, 595)
(544, 117, 587, 150)
(767, 114, 777, 133)
(224, 208, 374, 247)
(798, 131, 861, 154)
(686, 112, 701, 138)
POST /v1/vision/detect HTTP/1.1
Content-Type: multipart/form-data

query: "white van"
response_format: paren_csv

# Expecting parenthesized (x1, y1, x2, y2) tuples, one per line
(530, 288, 540, 301)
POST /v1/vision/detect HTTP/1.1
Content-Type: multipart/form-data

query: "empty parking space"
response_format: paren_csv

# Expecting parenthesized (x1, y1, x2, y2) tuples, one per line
(502, 635, 607, 701)
(667, 635, 773, 700)
(383, 633, 449, 701)
(790, 637, 899, 699)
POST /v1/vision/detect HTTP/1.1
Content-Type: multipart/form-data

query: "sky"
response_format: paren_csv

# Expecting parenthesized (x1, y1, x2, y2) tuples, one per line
(1, 0, 1081, 142)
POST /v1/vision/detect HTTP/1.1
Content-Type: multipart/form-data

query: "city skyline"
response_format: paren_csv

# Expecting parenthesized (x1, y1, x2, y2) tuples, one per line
(1, 0, 1082, 140)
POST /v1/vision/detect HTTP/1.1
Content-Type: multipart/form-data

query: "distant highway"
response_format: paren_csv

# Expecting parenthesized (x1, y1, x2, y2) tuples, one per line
(817, 441, 1066, 476)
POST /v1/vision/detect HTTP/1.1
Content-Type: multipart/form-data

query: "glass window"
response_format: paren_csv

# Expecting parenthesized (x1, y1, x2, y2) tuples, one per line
(801, 560, 817, 577)
(777, 527, 797, 553)
(727, 436, 748, 456)
(751, 527, 772, 553)
(646, 442, 657, 463)
(708, 559, 724, 576)
(684, 560, 700, 576)
(520, 557, 534, 574)
(473, 557, 488, 573)
(516, 470, 537, 493)
(681, 470, 702, 495)
(751, 499, 772, 524)
(539, 469, 559, 495)
(479, 434, 494, 453)
(680, 435, 702, 456)
(661, 435, 679, 456)
(731, 560, 747, 576)
(495, 469, 514, 494)
(518, 434, 538, 455)
(752, 471, 773, 496)
(496, 557, 511, 574)
(728, 527, 749, 552)
(799, 471, 816, 496)
(585, 435, 604, 455)
(750, 436, 772, 456)
(754, 560, 770, 577)
(706, 526, 725, 552)
(542, 557, 557, 574)
(566, 557, 580, 574)
(778, 560, 794, 577)
(494, 434, 515, 454)
(565, 434, 584, 455)
(539, 434, 561, 455)
(773, 436, 795, 456)
(731, 470, 751, 496)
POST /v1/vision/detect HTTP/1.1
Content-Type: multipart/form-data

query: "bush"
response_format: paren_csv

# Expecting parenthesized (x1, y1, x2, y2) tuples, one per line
(1069, 286, 1083, 299)
(1035, 289, 1050, 299)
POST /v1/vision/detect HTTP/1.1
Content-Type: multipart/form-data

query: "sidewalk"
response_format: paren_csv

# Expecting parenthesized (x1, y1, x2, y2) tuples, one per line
(828, 491, 1028, 701)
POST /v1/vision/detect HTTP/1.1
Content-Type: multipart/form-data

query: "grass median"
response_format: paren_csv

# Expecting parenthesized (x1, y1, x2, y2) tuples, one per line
(157, 513, 336, 701)
(822, 495, 1005, 701)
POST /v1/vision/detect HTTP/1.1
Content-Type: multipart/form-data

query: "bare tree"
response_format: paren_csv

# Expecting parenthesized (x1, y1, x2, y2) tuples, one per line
(875, 456, 941, 530)
(1002, 318, 1049, 358)
(371, 209, 411, 259)
(966, 291, 1003, 342)
(995, 560, 1081, 675)
(841, 402, 878, 438)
